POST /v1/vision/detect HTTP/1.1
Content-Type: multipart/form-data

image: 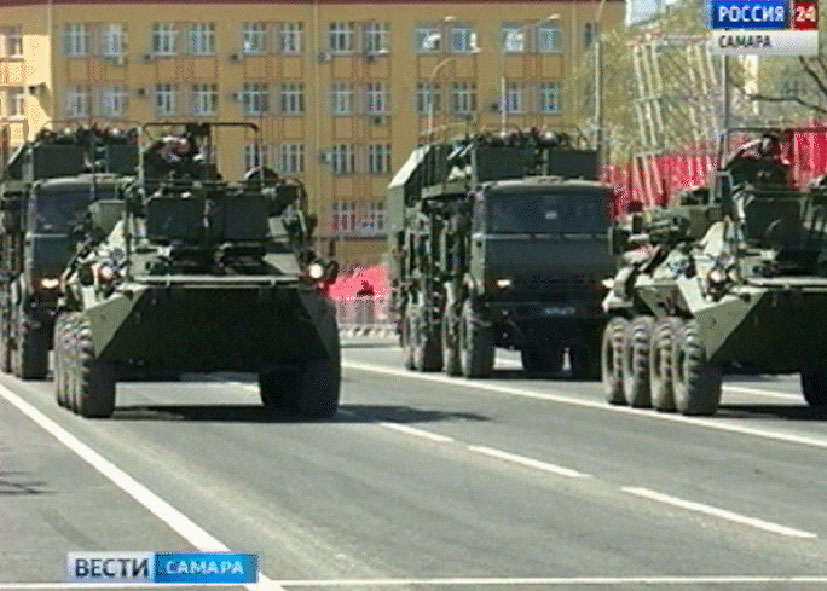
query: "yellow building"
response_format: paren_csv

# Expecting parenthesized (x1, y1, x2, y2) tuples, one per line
(0, 0, 624, 266)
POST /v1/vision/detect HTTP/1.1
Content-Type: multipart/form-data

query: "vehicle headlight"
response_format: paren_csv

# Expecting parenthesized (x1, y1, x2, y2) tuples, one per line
(39, 277, 60, 289)
(97, 264, 117, 283)
(307, 263, 325, 280)
(496, 278, 512, 289)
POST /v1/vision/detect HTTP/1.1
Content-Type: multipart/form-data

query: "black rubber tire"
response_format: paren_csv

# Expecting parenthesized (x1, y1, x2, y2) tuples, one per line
(442, 313, 462, 377)
(259, 370, 295, 411)
(296, 358, 341, 418)
(402, 315, 416, 371)
(521, 344, 564, 374)
(800, 371, 827, 407)
(601, 318, 628, 403)
(459, 300, 494, 378)
(672, 319, 722, 416)
(0, 323, 11, 373)
(65, 315, 79, 413)
(15, 319, 49, 379)
(570, 337, 602, 380)
(413, 315, 442, 372)
(623, 317, 654, 408)
(54, 315, 67, 408)
(650, 318, 680, 412)
(75, 320, 117, 418)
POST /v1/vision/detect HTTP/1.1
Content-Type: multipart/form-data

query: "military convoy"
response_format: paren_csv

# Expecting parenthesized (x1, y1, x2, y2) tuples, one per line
(388, 129, 615, 378)
(603, 127, 827, 416)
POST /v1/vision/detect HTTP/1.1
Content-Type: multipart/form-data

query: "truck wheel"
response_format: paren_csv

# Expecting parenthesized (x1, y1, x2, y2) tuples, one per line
(460, 300, 493, 378)
(413, 316, 442, 372)
(800, 371, 827, 407)
(521, 345, 563, 374)
(672, 320, 721, 416)
(0, 326, 11, 373)
(402, 316, 415, 370)
(623, 317, 654, 407)
(570, 338, 601, 380)
(296, 358, 341, 418)
(442, 314, 462, 377)
(15, 322, 49, 379)
(259, 369, 299, 412)
(650, 318, 679, 412)
(75, 320, 117, 419)
(601, 318, 627, 403)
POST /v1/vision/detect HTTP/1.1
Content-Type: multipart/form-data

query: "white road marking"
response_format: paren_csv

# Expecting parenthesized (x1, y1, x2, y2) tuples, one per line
(4, 577, 827, 588)
(723, 384, 800, 400)
(0, 385, 284, 591)
(468, 445, 590, 479)
(622, 486, 817, 539)
(379, 422, 454, 443)
(343, 361, 827, 450)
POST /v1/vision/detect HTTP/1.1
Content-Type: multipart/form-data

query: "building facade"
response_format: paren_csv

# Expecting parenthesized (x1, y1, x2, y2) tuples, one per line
(0, 0, 624, 266)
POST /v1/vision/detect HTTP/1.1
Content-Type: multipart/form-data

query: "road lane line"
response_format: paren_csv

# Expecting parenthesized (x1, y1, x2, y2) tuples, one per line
(723, 384, 800, 400)
(379, 422, 454, 443)
(0, 385, 284, 591)
(343, 361, 827, 450)
(468, 445, 591, 479)
(622, 486, 817, 539)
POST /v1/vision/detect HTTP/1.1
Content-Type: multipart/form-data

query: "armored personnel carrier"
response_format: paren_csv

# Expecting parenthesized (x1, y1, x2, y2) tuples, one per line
(0, 125, 138, 378)
(53, 122, 340, 418)
(603, 127, 827, 416)
(389, 129, 614, 378)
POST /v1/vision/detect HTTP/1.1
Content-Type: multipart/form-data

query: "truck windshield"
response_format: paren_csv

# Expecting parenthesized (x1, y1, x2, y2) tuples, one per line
(486, 191, 610, 234)
(32, 190, 114, 233)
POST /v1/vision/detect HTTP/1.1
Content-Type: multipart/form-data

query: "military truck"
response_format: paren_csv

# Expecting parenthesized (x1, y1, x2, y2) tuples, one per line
(388, 129, 615, 378)
(53, 122, 340, 418)
(0, 126, 138, 378)
(602, 127, 827, 416)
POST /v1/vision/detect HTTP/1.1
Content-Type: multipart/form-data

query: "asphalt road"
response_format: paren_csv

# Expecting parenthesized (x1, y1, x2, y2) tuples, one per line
(2, 339, 827, 591)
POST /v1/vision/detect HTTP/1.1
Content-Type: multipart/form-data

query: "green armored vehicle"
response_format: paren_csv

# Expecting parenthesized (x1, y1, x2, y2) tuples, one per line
(53, 122, 340, 418)
(389, 129, 614, 378)
(603, 127, 827, 416)
(0, 126, 138, 378)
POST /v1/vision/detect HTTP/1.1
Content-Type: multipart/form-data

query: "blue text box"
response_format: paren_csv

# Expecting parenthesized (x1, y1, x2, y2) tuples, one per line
(154, 553, 258, 585)
(708, 0, 790, 29)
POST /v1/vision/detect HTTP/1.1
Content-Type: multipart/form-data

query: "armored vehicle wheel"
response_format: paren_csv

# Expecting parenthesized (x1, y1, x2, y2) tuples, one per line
(650, 318, 680, 412)
(459, 300, 494, 378)
(75, 320, 116, 419)
(413, 316, 442, 372)
(402, 317, 415, 370)
(442, 314, 462, 377)
(259, 370, 296, 411)
(800, 371, 827, 407)
(53, 315, 68, 407)
(672, 320, 722, 416)
(601, 318, 627, 403)
(0, 330, 11, 373)
(623, 317, 654, 407)
(521, 344, 564, 374)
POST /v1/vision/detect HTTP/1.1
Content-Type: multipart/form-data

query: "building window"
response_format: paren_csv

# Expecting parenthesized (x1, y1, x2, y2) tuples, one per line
(451, 82, 477, 114)
(100, 24, 126, 57)
(780, 80, 805, 98)
(3, 28, 23, 58)
(365, 82, 389, 114)
(502, 24, 524, 53)
(331, 201, 356, 234)
(280, 83, 304, 115)
(364, 22, 389, 55)
(415, 26, 440, 53)
(367, 144, 392, 175)
(244, 143, 269, 171)
(330, 82, 354, 115)
(242, 82, 268, 116)
(6, 88, 24, 118)
(279, 144, 305, 174)
(584, 23, 595, 49)
(154, 83, 176, 116)
(191, 83, 218, 116)
(152, 23, 177, 55)
(538, 23, 561, 53)
(280, 23, 302, 54)
(242, 23, 266, 54)
(504, 82, 523, 114)
(539, 82, 560, 113)
(328, 22, 354, 54)
(189, 23, 215, 55)
(362, 201, 386, 235)
(416, 82, 441, 115)
(100, 85, 128, 117)
(330, 144, 355, 175)
(449, 24, 476, 53)
(63, 24, 88, 57)
(65, 85, 90, 118)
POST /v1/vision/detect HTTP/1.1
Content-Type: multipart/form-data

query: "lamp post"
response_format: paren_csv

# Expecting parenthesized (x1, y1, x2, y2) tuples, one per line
(427, 57, 454, 142)
(594, 0, 607, 166)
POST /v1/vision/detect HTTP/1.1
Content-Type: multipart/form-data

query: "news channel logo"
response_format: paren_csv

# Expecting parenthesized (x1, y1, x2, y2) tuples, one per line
(67, 552, 258, 585)
(706, 0, 819, 56)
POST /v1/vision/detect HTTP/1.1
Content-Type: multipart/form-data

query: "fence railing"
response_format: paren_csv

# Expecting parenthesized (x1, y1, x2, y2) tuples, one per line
(334, 296, 395, 336)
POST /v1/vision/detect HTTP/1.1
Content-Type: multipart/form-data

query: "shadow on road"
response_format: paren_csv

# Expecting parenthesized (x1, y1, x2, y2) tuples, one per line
(110, 403, 491, 425)
(490, 369, 599, 383)
(0, 471, 51, 495)
(717, 404, 827, 421)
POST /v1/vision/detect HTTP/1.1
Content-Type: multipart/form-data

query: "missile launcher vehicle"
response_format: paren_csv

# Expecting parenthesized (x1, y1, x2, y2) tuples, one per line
(603, 127, 827, 415)
(54, 122, 340, 418)
(389, 129, 614, 378)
